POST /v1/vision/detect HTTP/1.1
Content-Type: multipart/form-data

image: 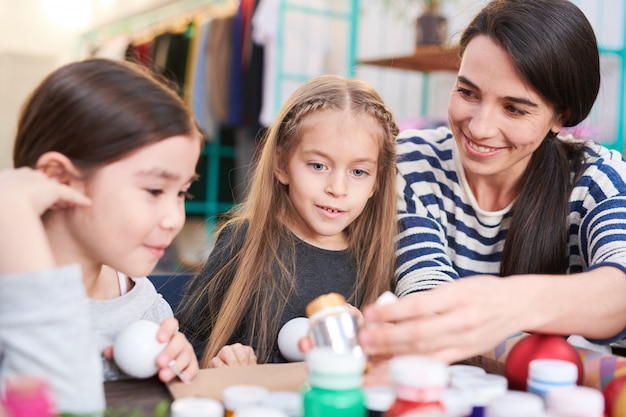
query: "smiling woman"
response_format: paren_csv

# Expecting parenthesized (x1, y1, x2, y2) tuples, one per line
(357, 0, 626, 368)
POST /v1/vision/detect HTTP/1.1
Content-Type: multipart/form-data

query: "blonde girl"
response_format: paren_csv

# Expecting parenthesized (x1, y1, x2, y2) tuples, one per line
(177, 74, 399, 367)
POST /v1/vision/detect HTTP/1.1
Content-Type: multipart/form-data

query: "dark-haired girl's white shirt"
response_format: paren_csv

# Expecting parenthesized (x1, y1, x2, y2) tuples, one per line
(89, 273, 172, 381)
(395, 127, 626, 342)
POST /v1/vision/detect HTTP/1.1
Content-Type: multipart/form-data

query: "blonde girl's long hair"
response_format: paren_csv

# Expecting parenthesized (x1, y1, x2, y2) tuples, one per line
(185, 74, 399, 366)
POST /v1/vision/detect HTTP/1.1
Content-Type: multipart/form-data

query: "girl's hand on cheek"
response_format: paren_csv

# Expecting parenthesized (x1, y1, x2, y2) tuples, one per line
(155, 317, 199, 383)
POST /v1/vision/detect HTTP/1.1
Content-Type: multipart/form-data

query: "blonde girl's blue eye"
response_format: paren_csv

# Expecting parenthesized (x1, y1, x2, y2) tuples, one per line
(352, 169, 368, 178)
(310, 162, 325, 171)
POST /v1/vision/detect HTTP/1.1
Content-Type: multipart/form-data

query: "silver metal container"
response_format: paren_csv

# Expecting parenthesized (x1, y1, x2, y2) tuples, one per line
(306, 293, 363, 357)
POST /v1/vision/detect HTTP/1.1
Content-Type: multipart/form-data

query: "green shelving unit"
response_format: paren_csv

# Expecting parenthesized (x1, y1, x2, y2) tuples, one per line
(184, 131, 236, 233)
(273, 0, 361, 118)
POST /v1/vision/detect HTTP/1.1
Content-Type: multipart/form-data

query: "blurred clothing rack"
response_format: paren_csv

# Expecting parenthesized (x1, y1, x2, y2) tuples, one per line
(78, 0, 238, 55)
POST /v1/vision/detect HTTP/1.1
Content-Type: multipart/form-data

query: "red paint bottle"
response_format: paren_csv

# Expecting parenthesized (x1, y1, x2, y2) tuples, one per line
(386, 356, 448, 417)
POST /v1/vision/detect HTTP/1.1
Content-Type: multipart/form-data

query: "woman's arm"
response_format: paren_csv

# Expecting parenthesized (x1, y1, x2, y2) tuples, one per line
(395, 170, 458, 296)
(360, 267, 626, 364)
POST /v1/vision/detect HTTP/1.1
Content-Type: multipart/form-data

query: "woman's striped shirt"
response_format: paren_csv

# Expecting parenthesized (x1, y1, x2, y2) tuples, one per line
(395, 127, 626, 297)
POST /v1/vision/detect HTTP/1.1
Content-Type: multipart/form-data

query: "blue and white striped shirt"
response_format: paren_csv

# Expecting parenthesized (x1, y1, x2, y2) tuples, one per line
(395, 127, 626, 297)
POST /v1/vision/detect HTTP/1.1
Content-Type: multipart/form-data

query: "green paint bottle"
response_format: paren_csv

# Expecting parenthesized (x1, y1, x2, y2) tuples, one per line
(302, 347, 366, 417)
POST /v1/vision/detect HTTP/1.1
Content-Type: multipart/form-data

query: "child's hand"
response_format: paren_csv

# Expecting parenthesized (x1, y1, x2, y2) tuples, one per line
(0, 168, 91, 274)
(297, 336, 314, 355)
(0, 167, 91, 215)
(155, 317, 199, 383)
(209, 343, 257, 368)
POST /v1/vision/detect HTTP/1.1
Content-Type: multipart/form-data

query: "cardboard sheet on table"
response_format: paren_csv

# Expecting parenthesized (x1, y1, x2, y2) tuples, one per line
(167, 362, 307, 401)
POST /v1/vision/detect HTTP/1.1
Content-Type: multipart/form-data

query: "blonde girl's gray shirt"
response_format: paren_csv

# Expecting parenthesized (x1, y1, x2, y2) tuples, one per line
(89, 275, 173, 381)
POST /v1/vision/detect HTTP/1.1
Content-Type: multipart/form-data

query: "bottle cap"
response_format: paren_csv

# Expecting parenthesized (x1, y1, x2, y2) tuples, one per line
(262, 391, 302, 417)
(485, 391, 544, 417)
(222, 385, 269, 411)
(363, 386, 395, 412)
(450, 373, 507, 405)
(375, 291, 398, 305)
(545, 386, 604, 416)
(306, 347, 365, 389)
(442, 388, 473, 416)
(390, 355, 448, 389)
(448, 364, 486, 379)
(306, 293, 346, 317)
(528, 359, 578, 384)
(171, 397, 224, 417)
(234, 405, 289, 417)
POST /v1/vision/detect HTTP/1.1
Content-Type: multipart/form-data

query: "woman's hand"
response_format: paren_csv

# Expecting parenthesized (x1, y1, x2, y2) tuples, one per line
(209, 343, 258, 368)
(363, 359, 391, 386)
(359, 276, 529, 364)
(155, 317, 199, 383)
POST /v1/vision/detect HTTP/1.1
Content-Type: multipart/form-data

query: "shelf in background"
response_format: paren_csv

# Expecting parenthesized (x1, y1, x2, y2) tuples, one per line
(359, 44, 460, 73)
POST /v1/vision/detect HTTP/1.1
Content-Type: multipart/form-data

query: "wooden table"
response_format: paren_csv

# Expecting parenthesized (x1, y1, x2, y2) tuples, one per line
(104, 377, 172, 416)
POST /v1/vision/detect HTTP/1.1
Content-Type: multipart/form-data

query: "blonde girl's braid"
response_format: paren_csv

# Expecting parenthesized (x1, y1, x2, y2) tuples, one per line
(278, 97, 340, 141)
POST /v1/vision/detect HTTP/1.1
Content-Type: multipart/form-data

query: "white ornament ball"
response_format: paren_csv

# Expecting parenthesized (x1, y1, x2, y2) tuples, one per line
(277, 317, 309, 362)
(113, 320, 167, 378)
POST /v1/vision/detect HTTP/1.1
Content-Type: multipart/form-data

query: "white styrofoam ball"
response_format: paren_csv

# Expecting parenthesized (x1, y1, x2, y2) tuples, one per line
(113, 319, 167, 378)
(277, 317, 309, 362)
(375, 291, 398, 305)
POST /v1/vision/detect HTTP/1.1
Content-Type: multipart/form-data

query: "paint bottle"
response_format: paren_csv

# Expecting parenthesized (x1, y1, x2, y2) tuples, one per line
(234, 405, 289, 417)
(262, 391, 302, 417)
(223, 385, 269, 417)
(364, 386, 395, 417)
(385, 355, 448, 416)
(484, 391, 544, 417)
(527, 359, 578, 399)
(450, 373, 508, 417)
(545, 385, 604, 417)
(1, 377, 56, 417)
(171, 397, 224, 417)
(302, 347, 366, 417)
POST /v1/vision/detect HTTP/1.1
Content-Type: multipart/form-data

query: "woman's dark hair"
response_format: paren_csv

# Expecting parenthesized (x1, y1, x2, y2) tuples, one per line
(13, 58, 200, 170)
(459, 0, 600, 275)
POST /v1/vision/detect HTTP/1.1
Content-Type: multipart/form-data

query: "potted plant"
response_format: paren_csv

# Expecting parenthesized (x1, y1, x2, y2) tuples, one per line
(379, 0, 449, 46)
(416, 0, 447, 46)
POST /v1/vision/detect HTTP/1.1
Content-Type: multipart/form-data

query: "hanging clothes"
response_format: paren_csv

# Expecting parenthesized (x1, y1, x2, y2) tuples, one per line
(252, 0, 331, 127)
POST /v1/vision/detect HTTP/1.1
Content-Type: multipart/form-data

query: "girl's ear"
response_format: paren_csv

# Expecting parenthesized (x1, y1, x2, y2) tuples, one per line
(35, 152, 83, 186)
(274, 156, 290, 185)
